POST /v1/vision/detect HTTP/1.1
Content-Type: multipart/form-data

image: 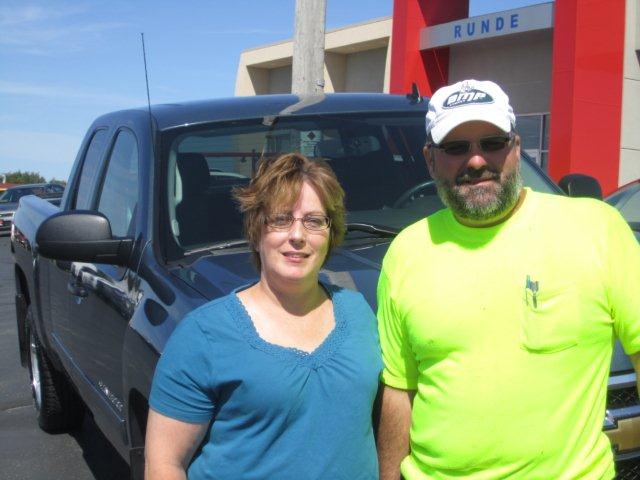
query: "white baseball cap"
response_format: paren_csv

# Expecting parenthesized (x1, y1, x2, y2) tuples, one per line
(426, 79, 516, 144)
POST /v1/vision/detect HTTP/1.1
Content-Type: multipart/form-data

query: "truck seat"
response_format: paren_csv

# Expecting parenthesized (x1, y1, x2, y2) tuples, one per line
(176, 153, 216, 247)
(175, 153, 243, 248)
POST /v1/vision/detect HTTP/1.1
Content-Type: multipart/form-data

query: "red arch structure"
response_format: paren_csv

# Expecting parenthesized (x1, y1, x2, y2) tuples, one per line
(389, 0, 626, 194)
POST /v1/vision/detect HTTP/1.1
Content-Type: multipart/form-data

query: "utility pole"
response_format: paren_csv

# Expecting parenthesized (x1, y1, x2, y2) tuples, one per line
(292, 0, 326, 96)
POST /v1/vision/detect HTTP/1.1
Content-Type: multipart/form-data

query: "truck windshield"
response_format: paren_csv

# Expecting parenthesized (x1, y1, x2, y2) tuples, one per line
(0, 188, 36, 203)
(0, 185, 64, 203)
(162, 113, 558, 258)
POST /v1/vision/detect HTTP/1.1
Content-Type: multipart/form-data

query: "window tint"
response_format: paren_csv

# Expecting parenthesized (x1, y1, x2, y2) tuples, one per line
(30, 186, 45, 197)
(74, 129, 109, 209)
(618, 187, 640, 223)
(516, 113, 550, 171)
(97, 130, 139, 237)
(606, 189, 628, 207)
(162, 113, 562, 260)
(520, 156, 558, 194)
(164, 114, 429, 254)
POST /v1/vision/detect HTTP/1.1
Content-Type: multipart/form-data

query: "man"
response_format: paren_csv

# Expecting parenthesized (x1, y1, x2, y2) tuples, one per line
(376, 79, 640, 479)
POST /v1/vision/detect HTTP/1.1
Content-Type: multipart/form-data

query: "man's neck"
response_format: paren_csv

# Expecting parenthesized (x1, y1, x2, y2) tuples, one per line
(454, 189, 527, 228)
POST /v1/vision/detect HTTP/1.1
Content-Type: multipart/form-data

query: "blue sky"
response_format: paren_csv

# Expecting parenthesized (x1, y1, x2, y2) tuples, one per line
(0, 0, 546, 181)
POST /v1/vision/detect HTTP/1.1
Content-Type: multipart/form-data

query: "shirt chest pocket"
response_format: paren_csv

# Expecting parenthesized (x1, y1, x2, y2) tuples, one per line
(521, 285, 580, 354)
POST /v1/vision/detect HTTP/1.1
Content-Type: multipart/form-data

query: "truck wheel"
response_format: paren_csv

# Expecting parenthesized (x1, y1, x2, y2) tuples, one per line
(27, 321, 84, 432)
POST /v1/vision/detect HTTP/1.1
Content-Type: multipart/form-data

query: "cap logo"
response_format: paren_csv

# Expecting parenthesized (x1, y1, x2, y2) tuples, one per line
(443, 89, 494, 109)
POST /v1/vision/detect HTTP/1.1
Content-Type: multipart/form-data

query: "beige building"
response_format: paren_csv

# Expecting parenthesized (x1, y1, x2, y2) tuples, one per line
(620, 0, 640, 185)
(235, 1, 640, 189)
(235, 17, 392, 96)
(234, 10, 553, 167)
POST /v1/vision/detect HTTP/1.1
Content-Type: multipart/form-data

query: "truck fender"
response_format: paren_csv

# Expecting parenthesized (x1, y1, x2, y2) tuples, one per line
(122, 312, 162, 479)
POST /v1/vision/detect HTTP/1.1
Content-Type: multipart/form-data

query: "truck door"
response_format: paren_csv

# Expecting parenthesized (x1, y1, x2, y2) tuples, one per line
(49, 128, 109, 356)
(64, 129, 141, 430)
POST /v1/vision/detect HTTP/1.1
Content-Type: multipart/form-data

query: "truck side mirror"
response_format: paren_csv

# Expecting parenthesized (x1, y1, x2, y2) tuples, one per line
(36, 211, 133, 266)
(558, 173, 603, 200)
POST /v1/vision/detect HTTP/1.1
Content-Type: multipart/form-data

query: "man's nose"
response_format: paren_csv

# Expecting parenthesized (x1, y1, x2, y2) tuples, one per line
(465, 146, 491, 170)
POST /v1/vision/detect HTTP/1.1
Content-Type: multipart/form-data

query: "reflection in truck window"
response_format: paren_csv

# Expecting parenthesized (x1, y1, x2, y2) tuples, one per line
(96, 130, 139, 238)
(164, 114, 430, 252)
(74, 129, 109, 210)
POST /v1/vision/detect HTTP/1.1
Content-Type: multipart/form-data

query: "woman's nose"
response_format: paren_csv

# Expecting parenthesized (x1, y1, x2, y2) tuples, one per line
(288, 219, 306, 244)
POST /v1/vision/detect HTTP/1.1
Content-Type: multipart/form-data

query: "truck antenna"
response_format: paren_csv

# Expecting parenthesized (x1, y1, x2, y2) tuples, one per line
(140, 33, 155, 154)
(406, 82, 423, 104)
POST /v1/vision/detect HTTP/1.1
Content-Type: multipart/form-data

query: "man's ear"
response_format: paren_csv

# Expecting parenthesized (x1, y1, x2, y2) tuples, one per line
(423, 146, 435, 176)
(513, 134, 521, 158)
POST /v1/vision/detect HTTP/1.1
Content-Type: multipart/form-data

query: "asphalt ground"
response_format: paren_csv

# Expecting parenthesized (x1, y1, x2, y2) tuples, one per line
(0, 236, 131, 480)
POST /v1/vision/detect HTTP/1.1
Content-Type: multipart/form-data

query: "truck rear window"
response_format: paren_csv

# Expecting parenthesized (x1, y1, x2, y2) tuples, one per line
(161, 113, 558, 260)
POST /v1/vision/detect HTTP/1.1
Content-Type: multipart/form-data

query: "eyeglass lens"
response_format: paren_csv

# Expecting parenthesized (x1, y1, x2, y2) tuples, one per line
(267, 213, 330, 231)
(438, 135, 512, 156)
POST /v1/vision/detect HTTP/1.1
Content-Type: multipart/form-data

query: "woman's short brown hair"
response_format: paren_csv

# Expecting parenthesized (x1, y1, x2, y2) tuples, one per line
(233, 153, 346, 270)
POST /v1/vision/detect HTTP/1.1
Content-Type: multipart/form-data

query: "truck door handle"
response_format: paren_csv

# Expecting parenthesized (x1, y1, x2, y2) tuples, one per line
(55, 260, 72, 271)
(67, 281, 88, 298)
(68, 265, 91, 298)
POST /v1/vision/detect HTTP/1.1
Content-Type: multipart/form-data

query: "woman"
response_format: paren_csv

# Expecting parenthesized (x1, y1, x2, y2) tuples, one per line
(145, 153, 382, 479)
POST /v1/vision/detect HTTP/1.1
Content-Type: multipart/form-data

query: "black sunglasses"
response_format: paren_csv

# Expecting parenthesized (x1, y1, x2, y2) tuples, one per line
(430, 132, 515, 156)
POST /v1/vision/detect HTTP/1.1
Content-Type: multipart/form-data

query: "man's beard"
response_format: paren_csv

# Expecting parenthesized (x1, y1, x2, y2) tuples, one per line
(435, 165, 523, 222)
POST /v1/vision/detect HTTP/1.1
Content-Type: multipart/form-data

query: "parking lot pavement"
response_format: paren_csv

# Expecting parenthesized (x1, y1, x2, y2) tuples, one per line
(0, 237, 130, 480)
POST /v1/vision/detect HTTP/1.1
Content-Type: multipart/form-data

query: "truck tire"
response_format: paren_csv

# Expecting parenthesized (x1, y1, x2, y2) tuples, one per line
(27, 314, 84, 432)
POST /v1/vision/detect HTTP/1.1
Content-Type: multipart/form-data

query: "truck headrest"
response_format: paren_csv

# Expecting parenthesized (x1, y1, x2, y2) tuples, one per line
(177, 153, 209, 195)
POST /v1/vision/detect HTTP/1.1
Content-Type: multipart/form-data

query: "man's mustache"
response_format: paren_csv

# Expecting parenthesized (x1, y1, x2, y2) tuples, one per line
(455, 169, 500, 185)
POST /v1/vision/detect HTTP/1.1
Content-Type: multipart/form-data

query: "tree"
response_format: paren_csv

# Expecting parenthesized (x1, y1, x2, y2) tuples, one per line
(3, 171, 46, 184)
(48, 178, 67, 186)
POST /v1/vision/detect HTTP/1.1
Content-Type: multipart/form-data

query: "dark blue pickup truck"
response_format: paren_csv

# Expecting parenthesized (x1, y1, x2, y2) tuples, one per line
(11, 93, 640, 478)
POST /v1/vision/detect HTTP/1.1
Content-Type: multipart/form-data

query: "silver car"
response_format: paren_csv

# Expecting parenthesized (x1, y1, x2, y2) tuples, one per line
(0, 183, 64, 233)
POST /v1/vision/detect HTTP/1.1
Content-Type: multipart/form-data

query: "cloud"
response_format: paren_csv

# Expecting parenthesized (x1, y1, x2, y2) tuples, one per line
(0, 3, 88, 26)
(0, 80, 143, 108)
(0, 3, 130, 56)
(1, 5, 66, 26)
(1, 22, 130, 46)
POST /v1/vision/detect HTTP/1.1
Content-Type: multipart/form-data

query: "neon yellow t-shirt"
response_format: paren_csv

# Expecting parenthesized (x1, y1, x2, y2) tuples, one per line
(377, 189, 640, 480)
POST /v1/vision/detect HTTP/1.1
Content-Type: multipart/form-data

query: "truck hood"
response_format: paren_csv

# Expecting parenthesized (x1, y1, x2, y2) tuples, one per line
(172, 240, 633, 374)
(0, 202, 18, 212)
(172, 241, 389, 309)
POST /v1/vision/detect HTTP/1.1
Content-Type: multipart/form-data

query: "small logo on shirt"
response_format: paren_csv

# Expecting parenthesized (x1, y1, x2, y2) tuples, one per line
(525, 275, 539, 308)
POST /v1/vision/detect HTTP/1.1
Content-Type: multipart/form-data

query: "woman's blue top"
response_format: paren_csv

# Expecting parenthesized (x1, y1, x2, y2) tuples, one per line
(149, 284, 382, 479)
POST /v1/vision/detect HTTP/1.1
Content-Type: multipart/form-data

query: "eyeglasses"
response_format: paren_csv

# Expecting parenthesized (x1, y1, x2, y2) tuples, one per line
(430, 133, 515, 156)
(265, 213, 331, 231)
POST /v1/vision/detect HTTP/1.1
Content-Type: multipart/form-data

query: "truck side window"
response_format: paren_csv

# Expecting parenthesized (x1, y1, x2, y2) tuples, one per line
(96, 130, 139, 237)
(74, 129, 109, 209)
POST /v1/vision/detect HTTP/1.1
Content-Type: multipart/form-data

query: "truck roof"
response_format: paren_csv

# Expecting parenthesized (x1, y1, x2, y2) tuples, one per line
(96, 93, 429, 131)
(6, 182, 60, 190)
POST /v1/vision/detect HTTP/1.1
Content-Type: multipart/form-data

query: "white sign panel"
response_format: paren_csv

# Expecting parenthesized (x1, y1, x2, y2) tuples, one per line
(420, 2, 554, 50)
(300, 130, 322, 157)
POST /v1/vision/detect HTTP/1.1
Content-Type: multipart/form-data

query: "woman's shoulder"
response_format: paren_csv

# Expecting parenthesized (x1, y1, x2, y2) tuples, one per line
(177, 292, 239, 337)
(325, 284, 372, 312)
(158, 292, 246, 378)
(324, 283, 360, 300)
